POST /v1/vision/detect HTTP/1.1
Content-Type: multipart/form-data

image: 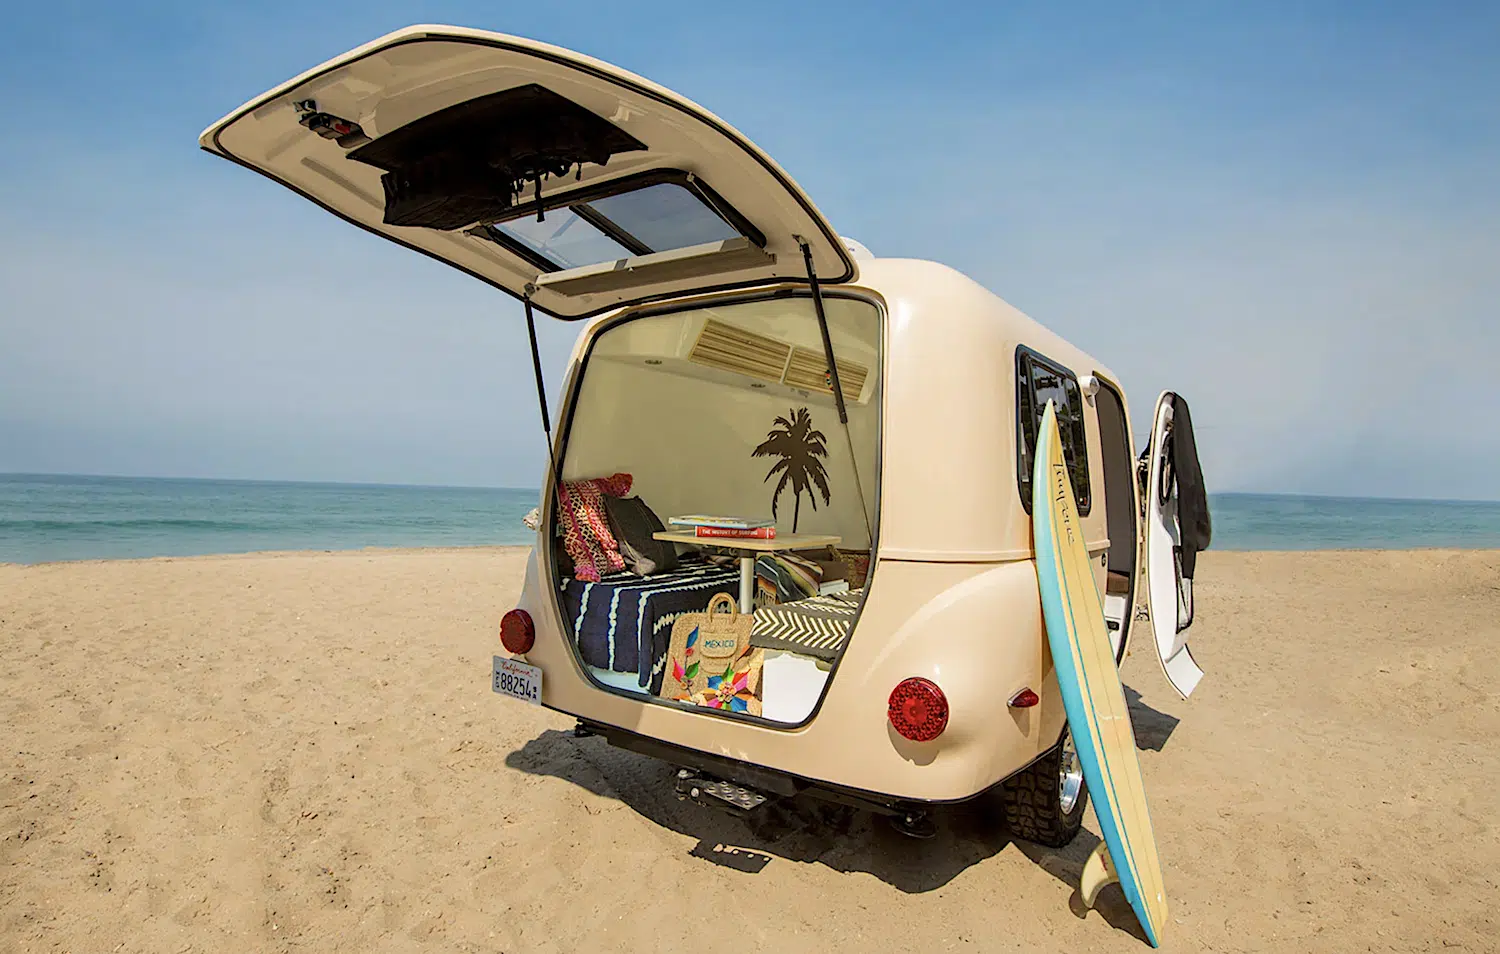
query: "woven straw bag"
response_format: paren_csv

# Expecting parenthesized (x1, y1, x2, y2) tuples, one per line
(659, 593, 756, 701)
(689, 648, 764, 717)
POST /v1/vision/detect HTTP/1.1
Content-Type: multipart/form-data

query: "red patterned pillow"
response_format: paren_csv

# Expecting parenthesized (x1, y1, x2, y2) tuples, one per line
(556, 473, 633, 582)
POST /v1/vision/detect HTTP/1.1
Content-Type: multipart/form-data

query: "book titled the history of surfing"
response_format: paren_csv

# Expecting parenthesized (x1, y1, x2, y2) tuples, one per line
(695, 526, 777, 539)
(668, 515, 775, 530)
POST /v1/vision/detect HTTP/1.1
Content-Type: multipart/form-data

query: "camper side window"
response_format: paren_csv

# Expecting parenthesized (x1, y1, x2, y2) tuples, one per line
(1016, 349, 1092, 515)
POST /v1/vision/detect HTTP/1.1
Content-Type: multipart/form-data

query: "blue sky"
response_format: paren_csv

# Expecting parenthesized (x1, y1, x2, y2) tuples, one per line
(1, 1, 1496, 498)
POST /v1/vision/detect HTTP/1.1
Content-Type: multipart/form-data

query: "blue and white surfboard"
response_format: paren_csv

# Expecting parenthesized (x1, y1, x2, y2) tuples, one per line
(1033, 400, 1168, 947)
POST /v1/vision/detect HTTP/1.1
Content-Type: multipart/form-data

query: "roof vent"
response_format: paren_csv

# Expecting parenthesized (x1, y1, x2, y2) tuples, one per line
(688, 319, 792, 383)
(784, 347, 868, 401)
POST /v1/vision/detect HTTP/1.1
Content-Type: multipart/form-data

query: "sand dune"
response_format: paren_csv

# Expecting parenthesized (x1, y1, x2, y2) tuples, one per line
(2, 548, 1496, 952)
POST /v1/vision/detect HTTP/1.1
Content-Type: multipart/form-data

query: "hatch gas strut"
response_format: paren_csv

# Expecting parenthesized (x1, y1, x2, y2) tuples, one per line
(797, 239, 875, 547)
(522, 289, 562, 499)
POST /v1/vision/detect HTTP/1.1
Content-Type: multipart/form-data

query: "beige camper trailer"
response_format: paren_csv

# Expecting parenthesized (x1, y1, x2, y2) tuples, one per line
(201, 24, 1209, 846)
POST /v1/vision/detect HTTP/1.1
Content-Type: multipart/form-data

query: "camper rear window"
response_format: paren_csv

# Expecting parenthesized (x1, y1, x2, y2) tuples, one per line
(1016, 349, 1091, 515)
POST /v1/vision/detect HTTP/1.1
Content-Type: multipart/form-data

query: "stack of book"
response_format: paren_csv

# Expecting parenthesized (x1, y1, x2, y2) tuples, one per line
(668, 515, 777, 539)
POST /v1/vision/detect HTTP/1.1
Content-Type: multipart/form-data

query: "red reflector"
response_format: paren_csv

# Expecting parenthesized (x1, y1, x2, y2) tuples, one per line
(500, 609, 535, 654)
(888, 677, 949, 742)
(1008, 687, 1040, 708)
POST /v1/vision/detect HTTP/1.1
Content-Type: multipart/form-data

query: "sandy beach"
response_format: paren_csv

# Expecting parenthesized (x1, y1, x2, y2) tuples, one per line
(1, 547, 1496, 953)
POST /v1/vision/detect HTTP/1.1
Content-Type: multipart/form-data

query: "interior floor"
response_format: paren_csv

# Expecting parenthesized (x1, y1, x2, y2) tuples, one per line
(588, 646, 833, 722)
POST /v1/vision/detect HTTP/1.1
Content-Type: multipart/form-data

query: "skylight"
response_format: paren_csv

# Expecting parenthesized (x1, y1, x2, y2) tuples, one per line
(589, 183, 739, 251)
(495, 211, 632, 271)
(489, 179, 746, 272)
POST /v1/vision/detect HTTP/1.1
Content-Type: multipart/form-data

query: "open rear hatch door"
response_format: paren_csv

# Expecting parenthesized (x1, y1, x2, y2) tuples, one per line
(1140, 391, 1212, 699)
(199, 25, 857, 319)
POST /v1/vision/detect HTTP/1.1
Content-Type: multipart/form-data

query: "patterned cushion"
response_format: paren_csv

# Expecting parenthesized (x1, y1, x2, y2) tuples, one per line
(556, 473, 633, 583)
(750, 589, 861, 661)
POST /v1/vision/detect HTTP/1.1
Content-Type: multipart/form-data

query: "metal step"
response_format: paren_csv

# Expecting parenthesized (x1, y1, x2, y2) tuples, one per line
(674, 770, 769, 815)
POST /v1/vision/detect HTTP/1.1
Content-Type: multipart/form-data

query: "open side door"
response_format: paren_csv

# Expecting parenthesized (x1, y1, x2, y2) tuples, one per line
(1139, 391, 1212, 699)
(198, 25, 857, 320)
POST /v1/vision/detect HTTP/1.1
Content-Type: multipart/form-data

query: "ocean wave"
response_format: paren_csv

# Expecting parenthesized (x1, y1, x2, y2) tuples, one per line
(0, 517, 279, 533)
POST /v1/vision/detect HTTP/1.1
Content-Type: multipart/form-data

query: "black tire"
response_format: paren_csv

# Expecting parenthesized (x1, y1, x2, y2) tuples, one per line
(999, 730, 1088, 848)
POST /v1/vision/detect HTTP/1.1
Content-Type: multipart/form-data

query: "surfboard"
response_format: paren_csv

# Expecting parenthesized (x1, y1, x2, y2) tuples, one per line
(1032, 400, 1168, 947)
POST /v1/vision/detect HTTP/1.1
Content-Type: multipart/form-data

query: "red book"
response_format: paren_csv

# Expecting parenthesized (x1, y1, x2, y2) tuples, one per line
(695, 526, 777, 539)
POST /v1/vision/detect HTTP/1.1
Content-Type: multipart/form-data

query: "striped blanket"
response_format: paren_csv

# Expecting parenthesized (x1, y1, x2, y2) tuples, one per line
(560, 561, 739, 692)
(755, 552, 823, 602)
(750, 589, 862, 662)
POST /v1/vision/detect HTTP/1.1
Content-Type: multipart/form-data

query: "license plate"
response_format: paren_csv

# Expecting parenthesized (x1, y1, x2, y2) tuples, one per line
(492, 656, 542, 705)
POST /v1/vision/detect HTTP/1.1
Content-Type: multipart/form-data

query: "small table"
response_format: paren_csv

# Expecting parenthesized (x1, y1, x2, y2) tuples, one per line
(653, 531, 842, 613)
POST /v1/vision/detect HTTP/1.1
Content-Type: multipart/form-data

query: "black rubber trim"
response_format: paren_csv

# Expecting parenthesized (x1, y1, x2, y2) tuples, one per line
(202, 31, 850, 320)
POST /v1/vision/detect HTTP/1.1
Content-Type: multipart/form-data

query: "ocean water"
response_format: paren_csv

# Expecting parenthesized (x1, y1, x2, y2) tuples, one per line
(2, 475, 1498, 565)
(1206, 492, 1500, 551)
(0, 474, 541, 565)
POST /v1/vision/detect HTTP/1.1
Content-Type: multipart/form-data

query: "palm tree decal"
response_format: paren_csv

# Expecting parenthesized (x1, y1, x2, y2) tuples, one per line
(752, 407, 832, 532)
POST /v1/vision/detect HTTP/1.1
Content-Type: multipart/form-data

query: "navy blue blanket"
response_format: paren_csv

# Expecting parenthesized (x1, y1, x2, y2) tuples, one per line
(560, 562, 739, 692)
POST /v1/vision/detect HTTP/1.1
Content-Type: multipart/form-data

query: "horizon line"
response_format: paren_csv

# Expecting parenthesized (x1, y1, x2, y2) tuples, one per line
(2, 471, 1498, 506)
(0, 471, 539, 495)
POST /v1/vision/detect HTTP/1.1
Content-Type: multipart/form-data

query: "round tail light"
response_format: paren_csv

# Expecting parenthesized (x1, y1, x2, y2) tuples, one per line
(888, 677, 949, 742)
(500, 609, 535, 654)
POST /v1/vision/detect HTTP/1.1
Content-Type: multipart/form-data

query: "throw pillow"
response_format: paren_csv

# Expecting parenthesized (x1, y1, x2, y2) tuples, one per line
(556, 473, 633, 583)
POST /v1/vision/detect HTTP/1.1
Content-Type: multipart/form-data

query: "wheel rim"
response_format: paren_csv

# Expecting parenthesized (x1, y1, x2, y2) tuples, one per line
(1058, 730, 1084, 814)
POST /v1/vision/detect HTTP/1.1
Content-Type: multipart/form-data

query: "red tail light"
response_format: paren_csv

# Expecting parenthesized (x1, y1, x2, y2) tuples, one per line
(888, 677, 949, 742)
(500, 609, 535, 654)
(1008, 687, 1040, 708)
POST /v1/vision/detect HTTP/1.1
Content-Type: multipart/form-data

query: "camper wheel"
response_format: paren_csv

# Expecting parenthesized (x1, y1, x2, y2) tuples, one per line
(998, 728, 1088, 848)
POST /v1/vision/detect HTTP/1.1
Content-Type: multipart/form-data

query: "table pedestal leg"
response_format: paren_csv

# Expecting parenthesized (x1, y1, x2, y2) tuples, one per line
(739, 555, 755, 613)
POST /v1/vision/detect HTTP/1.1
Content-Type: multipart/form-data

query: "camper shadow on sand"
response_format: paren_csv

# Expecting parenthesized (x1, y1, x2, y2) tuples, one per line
(504, 687, 1177, 940)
